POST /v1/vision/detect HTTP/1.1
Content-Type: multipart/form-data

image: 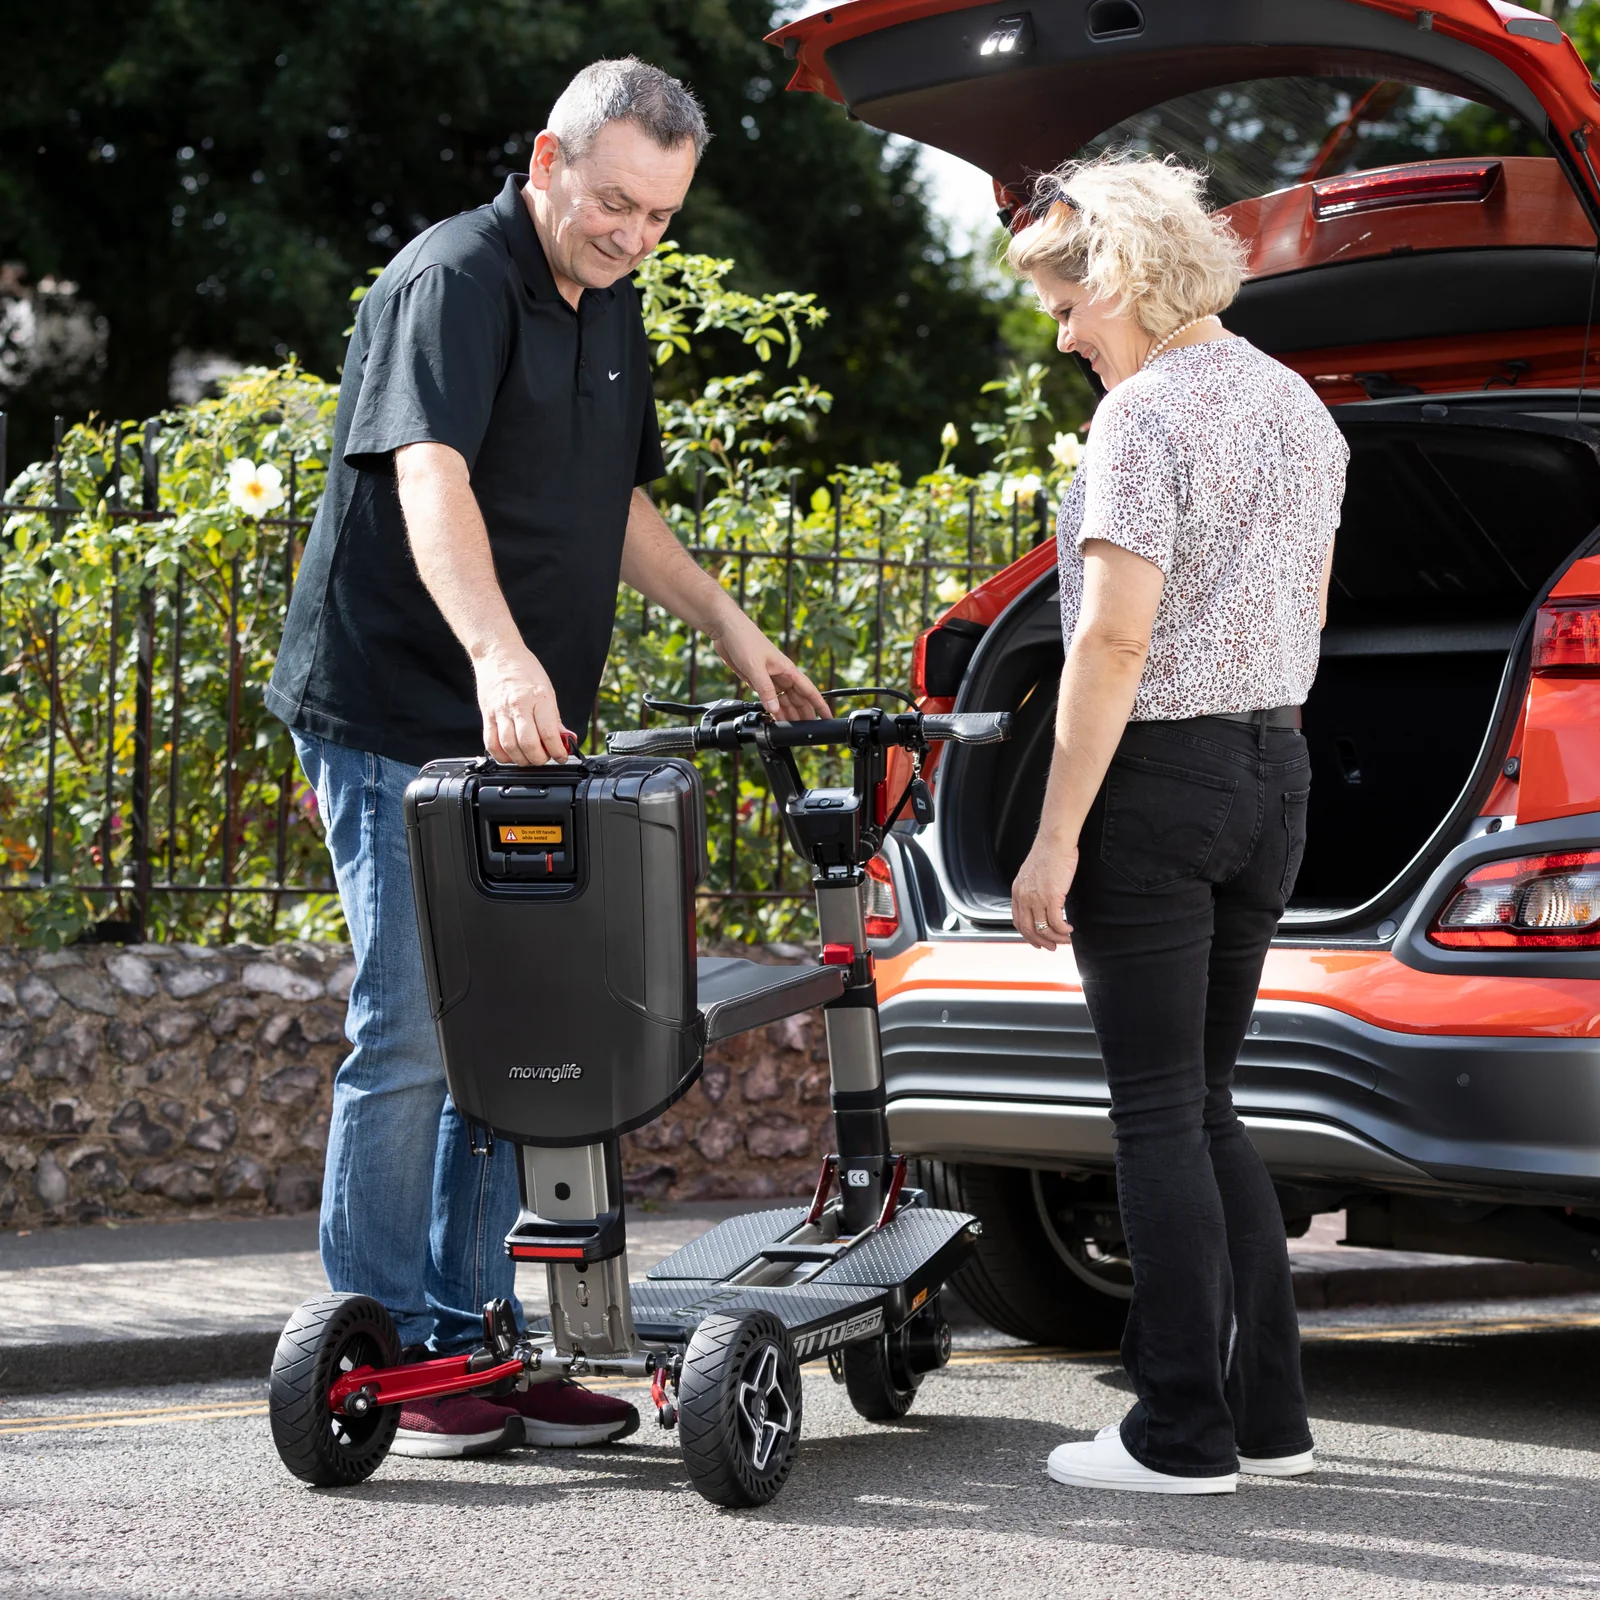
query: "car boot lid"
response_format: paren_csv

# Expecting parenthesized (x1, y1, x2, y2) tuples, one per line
(770, 0, 1600, 216)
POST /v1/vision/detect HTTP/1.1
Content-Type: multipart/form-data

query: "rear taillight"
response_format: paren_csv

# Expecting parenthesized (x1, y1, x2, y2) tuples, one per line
(1430, 849, 1600, 948)
(863, 853, 898, 940)
(1533, 602, 1600, 676)
(1312, 160, 1500, 219)
(910, 628, 933, 700)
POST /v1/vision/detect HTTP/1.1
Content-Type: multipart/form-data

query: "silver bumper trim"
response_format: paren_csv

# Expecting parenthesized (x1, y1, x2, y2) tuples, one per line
(886, 1096, 1431, 1183)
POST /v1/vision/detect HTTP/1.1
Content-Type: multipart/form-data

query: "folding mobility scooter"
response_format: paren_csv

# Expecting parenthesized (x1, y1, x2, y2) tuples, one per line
(267, 698, 1011, 1506)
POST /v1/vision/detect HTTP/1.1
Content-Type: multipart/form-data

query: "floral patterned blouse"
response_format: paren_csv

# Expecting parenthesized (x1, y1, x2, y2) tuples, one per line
(1056, 337, 1349, 722)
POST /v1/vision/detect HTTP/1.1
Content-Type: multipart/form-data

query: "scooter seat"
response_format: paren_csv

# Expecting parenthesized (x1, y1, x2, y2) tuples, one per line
(697, 957, 847, 1044)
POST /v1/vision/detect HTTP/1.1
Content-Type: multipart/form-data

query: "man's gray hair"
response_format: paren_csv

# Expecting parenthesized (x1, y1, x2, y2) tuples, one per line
(548, 57, 710, 165)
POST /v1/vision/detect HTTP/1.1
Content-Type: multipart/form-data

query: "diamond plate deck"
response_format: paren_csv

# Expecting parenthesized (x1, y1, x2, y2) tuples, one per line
(629, 1276, 881, 1338)
(645, 1206, 809, 1280)
(815, 1208, 975, 1287)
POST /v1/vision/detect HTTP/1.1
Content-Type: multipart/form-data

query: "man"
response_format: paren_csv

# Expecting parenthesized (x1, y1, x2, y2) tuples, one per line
(267, 58, 827, 1459)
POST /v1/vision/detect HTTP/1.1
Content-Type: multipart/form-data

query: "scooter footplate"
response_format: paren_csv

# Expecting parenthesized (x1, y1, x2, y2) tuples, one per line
(646, 1207, 809, 1280)
(813, 1208, 974, 1287)
(629, 1277, 882, 1341)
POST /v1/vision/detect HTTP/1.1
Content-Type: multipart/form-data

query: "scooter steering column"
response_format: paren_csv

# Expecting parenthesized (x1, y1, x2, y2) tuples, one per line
(816, 876, 892, 1234)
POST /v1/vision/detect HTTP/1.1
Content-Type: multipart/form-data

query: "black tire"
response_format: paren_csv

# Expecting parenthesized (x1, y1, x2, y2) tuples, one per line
(678, 1311, 802, 1508)
(269, 1293, 401, 1487)
(841, 1332, 920, 1421)
(911, 1160, 1130, 1349)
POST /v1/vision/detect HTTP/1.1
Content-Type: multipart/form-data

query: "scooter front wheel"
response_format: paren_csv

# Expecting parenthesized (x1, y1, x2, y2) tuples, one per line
(269, 1293, 401, 1487)
(677, 1311, 802, 1507)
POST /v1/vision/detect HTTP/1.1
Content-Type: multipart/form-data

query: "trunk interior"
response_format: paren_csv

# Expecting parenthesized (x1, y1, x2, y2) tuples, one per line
(944, 409, 1600, 925)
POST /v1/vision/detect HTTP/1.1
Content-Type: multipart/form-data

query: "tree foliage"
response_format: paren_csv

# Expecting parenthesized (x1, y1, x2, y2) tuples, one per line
(0, 0, 1003, 477)
(0, 244, 1080, 946)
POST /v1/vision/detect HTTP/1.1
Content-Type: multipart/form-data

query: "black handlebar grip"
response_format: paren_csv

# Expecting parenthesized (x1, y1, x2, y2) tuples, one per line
(606, 726, 700, 756)
(921, 712, 1013, 744)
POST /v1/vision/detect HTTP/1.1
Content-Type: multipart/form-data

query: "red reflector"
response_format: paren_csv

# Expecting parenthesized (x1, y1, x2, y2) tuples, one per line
(1312, 160, 1500, 219)
(509, 1245, 587, 1260)
(821, 942, 855, 966)
(1533, 603, 1600, 676)
(1430, 849, 1600, 948)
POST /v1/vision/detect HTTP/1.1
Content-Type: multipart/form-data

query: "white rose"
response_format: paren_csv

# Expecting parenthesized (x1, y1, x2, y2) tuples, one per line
(1049, 431, 1083, 471)
(226, 459, 286, 518)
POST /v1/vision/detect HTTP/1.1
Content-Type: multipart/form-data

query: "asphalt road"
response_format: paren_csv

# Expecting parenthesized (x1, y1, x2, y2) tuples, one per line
(6, 1302, 1600, 1600)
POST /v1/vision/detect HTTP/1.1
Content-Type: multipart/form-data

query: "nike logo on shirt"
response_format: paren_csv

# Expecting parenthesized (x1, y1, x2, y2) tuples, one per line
(608, 370, 621, 381)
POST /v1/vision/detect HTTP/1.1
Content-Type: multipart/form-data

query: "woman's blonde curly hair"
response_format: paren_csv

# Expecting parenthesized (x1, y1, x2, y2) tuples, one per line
(1006, 150, 1248, 338)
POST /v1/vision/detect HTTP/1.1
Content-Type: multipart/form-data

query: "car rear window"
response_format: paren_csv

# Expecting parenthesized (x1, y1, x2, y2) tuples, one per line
(1085, 76, 1549, 208)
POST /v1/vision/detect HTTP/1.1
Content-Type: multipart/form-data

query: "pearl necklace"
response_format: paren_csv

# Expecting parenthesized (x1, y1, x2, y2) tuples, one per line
(1141, 314, 1219, 371)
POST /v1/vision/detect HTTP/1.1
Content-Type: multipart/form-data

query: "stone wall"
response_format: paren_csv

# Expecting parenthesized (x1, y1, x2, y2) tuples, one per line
(0, 943, 829, 1228)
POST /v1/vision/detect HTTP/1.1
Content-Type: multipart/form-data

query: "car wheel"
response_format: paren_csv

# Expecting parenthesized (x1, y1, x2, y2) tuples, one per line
(911, 1160, 1131, 1349)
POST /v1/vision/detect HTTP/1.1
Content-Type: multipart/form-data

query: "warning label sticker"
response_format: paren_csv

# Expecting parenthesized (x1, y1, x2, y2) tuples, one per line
(498, 824, 561, 845)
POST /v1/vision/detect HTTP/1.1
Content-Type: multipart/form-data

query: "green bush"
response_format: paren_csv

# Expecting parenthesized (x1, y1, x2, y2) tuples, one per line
(0, 248, 1080, 947)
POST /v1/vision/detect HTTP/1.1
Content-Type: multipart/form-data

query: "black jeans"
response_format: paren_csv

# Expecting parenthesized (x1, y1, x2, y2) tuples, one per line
(1065, 715, 1315, 1477)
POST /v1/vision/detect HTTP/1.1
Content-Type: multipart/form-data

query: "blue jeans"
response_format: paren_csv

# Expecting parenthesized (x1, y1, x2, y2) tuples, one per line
(294, 732, 522, 1353)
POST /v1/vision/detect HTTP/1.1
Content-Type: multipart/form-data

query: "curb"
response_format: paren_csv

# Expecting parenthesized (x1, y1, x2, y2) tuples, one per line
(0, 1332, 279, 1398)
(1291, 1259, 1594, 1310)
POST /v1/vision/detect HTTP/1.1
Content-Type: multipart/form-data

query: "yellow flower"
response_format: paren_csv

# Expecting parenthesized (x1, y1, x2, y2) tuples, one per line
(1049, 431, 1083, 471)
(935, 575, 966, 604)
(1003, 472, 1044, 503)
(940, 421, 959, 450)
(227, 458, 286, 518)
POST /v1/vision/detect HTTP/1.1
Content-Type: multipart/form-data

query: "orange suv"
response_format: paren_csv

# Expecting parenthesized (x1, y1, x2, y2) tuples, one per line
(774, 0, 1600, 1345)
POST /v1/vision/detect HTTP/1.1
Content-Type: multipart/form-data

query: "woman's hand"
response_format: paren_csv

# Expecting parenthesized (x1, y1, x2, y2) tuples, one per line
(1012, 836, 1078, 951)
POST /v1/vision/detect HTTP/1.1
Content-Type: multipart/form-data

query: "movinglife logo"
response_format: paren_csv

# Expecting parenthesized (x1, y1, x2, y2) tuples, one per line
(508, 1063, 583, 1083)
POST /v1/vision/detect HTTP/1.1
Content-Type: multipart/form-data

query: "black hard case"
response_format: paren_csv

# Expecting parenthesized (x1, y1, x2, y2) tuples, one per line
(404, 757, 708, 1146)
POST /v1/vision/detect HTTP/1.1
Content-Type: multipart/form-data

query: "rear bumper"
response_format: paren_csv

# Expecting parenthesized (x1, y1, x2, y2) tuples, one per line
(880, 986, 1600, 1201)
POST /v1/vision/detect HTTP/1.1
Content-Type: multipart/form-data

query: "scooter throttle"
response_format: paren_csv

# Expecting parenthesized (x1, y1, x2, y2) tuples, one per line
(606, 726, 700, 756)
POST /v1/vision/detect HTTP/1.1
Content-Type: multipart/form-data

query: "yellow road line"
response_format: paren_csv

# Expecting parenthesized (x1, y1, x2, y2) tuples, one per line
(3, 1313, 1592, 1439)
(0, 1398, 270, 1429)
(1302, 1311, 1600, 1343)
(1, 1407, 269, 1437)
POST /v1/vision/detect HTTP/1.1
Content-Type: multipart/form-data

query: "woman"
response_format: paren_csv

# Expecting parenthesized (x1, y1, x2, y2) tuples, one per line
(1007, 151, 1347, 1495)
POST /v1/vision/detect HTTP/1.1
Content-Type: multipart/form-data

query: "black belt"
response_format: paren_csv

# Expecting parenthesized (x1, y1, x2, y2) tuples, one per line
(1205, 705, 1302, 729)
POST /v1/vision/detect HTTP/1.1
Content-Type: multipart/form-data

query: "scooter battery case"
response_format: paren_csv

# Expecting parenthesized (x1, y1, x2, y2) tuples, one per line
(403, 757, 707, 1146)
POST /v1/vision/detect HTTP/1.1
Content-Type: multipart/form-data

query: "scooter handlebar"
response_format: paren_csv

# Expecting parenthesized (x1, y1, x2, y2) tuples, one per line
(607, 708, 1012, 756)
(920, 712, 1013, 745)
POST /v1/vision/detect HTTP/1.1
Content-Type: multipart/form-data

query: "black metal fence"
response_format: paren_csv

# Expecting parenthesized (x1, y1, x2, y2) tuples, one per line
(0, 410, 1050, 945)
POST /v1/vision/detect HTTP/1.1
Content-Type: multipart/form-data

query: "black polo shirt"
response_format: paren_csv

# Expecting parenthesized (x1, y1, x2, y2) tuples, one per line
(266, 176, 664, 766)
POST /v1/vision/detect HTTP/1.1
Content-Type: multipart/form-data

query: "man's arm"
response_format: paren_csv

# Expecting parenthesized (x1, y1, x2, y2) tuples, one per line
(621, 488, 829, 720)
(396, 441, 572, 765)
(1010, 539, 1166, 949)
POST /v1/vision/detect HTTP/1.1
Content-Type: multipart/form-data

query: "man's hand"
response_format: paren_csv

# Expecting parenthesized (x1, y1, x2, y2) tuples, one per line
(711, 612, 830, 721)
(475, 644, 575, 766)
(1011, 834, 1078, 951)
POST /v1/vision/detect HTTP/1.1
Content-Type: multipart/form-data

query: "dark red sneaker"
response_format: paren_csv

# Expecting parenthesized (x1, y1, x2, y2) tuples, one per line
(391, 1394, 521, 1459)
(509, 1380, 640, 1447)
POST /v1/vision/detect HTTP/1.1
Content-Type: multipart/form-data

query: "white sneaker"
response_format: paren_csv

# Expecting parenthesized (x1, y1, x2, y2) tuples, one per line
(1238, 1447, 1315, 1478)
(1046, 1424, 1237, 1495)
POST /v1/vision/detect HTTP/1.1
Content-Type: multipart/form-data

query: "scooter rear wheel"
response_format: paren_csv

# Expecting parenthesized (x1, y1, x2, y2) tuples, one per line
(841, 1329, 921, 1421)
(269, 1293, 401, 1487)
(678, 1311, 802, 1507)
